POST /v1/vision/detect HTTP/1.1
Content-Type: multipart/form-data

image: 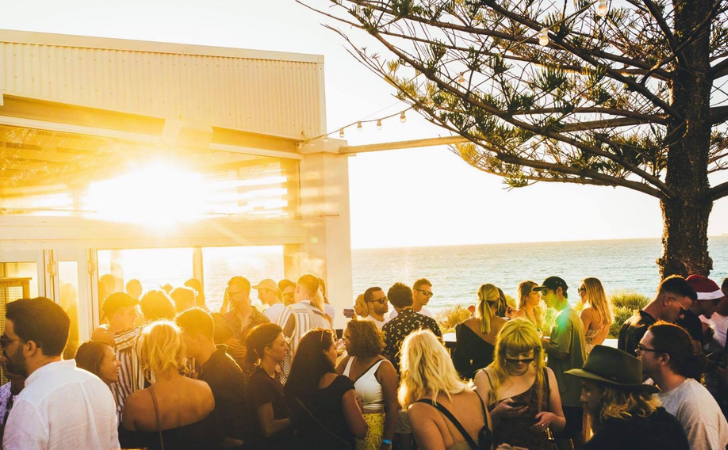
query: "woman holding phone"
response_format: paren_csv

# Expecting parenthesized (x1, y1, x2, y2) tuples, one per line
(474, 319, 565, 450)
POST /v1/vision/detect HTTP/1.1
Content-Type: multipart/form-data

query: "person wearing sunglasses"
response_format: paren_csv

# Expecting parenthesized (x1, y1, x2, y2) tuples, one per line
(278, 279, 296, 306)
(475, 319, 565, 450)
(618, 275, 696, 358)
(637, 322, 728, 450)
(363, 287, 389, 330)
(387, 279, 434, 321)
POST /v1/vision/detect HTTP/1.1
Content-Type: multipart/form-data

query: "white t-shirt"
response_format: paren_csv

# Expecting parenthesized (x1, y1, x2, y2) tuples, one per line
(264, 302, 285, 323)
(658, 377, 728, 450)
(365, 315, 387, 330)
(3, 360, 119, 450)
(325, 303, 336, 320)
(388, 306, 433, 321)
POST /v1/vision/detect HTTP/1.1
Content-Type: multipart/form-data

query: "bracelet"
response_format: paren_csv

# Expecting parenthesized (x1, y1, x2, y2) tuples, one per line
(382, 439, 392, 445)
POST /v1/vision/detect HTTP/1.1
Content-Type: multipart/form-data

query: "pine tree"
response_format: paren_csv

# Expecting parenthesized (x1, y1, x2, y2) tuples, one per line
(305, 0, 728, 277)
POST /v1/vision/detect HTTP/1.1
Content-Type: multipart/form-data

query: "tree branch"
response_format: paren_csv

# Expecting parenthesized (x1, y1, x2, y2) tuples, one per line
(352, 27, 676, 197)
(706, 180, 728, 201)
(478, 0, 682, 119)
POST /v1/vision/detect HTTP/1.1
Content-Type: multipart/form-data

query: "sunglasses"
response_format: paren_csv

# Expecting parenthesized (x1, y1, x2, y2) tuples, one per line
(578, 287, 586, 293)
(283, 292, 294, 298)
(369, 297, 388, 304)
(0, 335, 26, 349)
(416, 289, 434, 297)
(506, 358, 535, 364)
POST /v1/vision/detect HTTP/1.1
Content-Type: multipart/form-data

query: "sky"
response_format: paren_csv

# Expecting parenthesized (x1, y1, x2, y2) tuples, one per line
(3, 0, 728, 249)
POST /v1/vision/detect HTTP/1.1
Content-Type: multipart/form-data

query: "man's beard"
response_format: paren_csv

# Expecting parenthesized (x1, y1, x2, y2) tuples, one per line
(4, 348, 28, 378)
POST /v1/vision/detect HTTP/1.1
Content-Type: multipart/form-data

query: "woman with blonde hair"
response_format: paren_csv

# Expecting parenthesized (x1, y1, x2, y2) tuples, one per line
(452, 284, 508, 379)
(402, 329, 492, 449)
(474, 319, 565, 450)
(515, 281, 543, 332)
(578, 277, 614, 354)
(120, 321, 220, 450)
(565, 345, 688, 449)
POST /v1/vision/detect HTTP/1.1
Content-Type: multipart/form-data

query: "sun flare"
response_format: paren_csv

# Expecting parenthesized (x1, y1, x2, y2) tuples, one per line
(83, 164, 210, 226)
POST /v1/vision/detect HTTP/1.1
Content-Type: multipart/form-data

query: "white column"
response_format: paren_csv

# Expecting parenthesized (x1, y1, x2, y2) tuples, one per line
(285, 140, 353, 329)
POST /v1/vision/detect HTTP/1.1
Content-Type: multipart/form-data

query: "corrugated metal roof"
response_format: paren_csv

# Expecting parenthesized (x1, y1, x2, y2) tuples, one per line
(0, 30, 326, 139)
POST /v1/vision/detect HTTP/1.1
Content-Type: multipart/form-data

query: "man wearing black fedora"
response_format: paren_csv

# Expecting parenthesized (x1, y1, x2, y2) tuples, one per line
(565, 345, 689, 450)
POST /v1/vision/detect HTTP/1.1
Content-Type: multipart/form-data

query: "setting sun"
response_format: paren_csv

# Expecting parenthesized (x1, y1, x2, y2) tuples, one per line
(82, 164, 210, 226)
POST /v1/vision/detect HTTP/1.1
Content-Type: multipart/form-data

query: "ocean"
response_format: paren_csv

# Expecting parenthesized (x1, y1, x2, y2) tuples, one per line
(351, 237, 728, 314)
(97, 236, 728, 315)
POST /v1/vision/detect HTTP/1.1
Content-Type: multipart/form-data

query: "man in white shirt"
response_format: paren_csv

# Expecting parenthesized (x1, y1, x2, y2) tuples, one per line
(2, 297, 119, 450)
(638, 321, 728, 450)
(364, 286, 389, 330)
(388, 278, 433, 320)
(255, 278, 285, 323)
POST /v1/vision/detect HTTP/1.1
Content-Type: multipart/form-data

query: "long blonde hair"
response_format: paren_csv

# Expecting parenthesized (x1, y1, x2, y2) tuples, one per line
(477, 284, 500, 334)
(398, 329, 470, 408)
(582, 277, 613, 326)
(140, 320, 186, 379)
(488, 319, 546, 409)
(591, 384, 660, 426)
(517, 280, 543, 329)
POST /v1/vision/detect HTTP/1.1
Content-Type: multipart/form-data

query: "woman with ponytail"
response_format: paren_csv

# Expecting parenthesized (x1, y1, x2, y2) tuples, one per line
(245, 323, 294, 450)
(452, 284, 508, 380)
(474, 319, 565, 450)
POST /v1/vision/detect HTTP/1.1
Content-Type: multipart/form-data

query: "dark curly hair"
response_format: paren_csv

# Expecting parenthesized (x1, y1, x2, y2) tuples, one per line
(345, 319, 384, 357)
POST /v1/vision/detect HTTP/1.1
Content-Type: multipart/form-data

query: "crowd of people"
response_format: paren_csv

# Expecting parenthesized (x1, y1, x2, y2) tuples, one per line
(1, 272, 728, 450)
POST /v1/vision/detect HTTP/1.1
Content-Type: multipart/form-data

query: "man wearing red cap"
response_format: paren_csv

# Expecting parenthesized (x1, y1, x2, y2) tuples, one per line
(677, 275, 725, 352)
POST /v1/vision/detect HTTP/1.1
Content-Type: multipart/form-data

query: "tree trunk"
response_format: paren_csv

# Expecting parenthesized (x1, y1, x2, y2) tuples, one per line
(658, 0, 714, 278)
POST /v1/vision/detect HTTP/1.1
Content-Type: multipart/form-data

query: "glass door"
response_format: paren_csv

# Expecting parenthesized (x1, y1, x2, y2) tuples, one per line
(48, 249, 95, 359)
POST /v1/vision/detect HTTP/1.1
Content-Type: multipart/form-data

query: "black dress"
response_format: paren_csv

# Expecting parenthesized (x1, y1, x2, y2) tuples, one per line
(452, 324, 495, 380)
(288, 375, 356, 450)
(119, 414, 222, 450)
(248, 366, 295, 450)
(584, 407, 689, 450)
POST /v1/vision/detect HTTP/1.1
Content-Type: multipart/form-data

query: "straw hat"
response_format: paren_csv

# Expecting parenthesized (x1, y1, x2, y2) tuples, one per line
(565, 345, 659, 393)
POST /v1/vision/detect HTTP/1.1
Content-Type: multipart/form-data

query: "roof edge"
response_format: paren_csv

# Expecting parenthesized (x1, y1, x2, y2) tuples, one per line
(0, 29, 325, 64)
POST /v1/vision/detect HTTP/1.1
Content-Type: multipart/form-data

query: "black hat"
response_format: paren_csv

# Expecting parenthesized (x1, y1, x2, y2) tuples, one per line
(533, 276, 568, 294)
(102, 292, 139, 319)
(565, 345, 659, 393)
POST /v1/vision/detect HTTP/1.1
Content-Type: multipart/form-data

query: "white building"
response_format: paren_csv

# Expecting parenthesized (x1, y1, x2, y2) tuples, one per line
(0, 30, 355, 354)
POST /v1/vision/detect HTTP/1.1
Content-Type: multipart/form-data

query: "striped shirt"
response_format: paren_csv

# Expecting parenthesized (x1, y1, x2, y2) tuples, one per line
(109, 326, 145, 423)
(278, 301, 332, 384)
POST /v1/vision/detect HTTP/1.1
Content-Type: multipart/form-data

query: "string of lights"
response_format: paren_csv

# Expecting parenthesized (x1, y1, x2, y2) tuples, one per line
(299, 0, 611, 149)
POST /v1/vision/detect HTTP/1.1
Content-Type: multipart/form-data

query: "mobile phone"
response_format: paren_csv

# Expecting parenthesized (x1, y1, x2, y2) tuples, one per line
(509, 400, 528, 408)
(343, 308, 355, 318)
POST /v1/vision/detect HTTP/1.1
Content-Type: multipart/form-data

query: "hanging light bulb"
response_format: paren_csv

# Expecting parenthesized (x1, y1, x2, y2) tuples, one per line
(539, 28, 549, 46)
(458, 72, 466, 84)
(357, 121, 363, 132)
(400, 111, 407, 123)
(377, 119, 383, 130)
(597, 0, 608, 17)
(323, 135, 329, 142)
(297, 142, 303, 150)
(339, 128, 345, 138)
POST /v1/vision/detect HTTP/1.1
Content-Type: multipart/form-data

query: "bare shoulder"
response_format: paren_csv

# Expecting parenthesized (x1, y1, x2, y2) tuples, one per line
(580, 307, 593, 318)
(515, 309, 527, 318)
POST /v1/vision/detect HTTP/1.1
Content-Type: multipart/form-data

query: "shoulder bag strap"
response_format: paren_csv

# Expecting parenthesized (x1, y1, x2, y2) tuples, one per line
(149, 385, 165, 450)
(295, 397, 352, 448)
(416, 399, 479, 450)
